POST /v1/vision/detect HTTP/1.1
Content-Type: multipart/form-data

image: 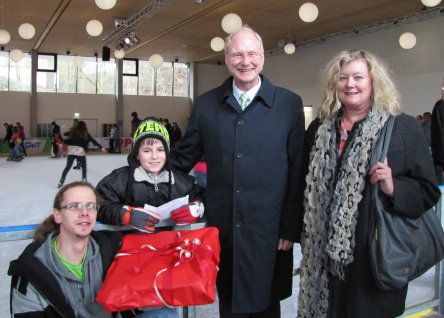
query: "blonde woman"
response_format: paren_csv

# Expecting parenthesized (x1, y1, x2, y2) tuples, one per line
(298, 50, 440, 318)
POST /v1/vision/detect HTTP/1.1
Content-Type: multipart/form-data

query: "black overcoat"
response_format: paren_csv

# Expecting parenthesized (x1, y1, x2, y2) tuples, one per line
(304, 113, 440, 318)
(171, 75, 305, 312)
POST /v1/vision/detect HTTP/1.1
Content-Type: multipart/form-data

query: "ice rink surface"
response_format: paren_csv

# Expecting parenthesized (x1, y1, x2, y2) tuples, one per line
(0, 154, 437, 317)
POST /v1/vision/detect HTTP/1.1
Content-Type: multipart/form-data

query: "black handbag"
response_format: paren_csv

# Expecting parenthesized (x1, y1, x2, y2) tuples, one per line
(369, 115, 444, 291)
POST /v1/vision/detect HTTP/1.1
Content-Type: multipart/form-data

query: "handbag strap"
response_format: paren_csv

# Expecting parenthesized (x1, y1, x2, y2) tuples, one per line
(370, 115, 395, 167)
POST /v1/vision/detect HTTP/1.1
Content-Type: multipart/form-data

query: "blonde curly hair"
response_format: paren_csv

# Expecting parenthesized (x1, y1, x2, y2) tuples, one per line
(318, 50, 400, 119)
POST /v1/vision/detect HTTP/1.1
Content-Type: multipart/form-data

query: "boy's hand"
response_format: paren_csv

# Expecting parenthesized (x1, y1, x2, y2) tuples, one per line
(121, 205, 161, 233)
(170, 201, 204, 225)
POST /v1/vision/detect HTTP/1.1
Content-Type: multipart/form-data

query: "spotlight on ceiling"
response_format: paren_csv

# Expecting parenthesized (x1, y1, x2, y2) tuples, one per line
(119, 31, 140, 48)
(195, 0, 204, 3)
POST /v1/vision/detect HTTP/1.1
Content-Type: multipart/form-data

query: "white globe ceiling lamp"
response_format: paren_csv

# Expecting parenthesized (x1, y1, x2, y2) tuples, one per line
(210, 37, 225, 52)
(18, 23, 35, 40)
(10, 49, 24, 63)
(73, 55, 84, 67)
(399, 32, 417, 49)
(284, 43, 296, 54)
(95, 0, 117, 10)
(421, 0, 441, 7)
(114, 49, 125, 59)
(86, 20, 103, 37)
(149, 54, 164, 68)
(0, 29, 10, 44)
(299, 2, 319, 23)
(221, 13, 242, 34)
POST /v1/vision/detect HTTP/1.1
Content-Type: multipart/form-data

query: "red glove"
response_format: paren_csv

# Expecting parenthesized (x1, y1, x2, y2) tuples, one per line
(170, 201, 204, 225)
(121, 205, 161, 233)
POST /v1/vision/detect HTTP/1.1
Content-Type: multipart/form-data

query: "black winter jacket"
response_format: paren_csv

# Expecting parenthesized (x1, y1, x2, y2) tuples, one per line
(64, 131, 102, 152)
(96, 166, 204, 226)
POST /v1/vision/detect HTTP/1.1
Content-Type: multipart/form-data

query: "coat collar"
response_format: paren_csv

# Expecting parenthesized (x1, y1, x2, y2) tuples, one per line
(220, 75, 276, 110)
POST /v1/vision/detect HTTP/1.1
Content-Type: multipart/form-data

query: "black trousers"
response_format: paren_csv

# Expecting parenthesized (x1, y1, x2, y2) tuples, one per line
(61, 155, 87, 180)
(218, 296, 280, 318)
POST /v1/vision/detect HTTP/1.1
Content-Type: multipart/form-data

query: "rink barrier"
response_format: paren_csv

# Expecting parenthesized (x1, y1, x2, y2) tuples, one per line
(1, 189, 444, 317)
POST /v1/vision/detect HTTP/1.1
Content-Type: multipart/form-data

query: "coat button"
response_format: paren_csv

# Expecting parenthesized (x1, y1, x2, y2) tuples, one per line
(235, 221, 242, 228)
(235, 188, 242, 193)
(236, 153, 243, 158)
(238, 119, 245, 125)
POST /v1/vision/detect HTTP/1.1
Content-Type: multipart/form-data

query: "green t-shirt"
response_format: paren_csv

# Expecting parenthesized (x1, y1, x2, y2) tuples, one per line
(52, 238, 87, 281)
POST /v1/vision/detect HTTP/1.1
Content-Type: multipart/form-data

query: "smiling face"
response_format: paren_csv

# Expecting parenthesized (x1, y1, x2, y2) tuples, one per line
(337, 58, 373, 113)
(53, 186, 97, 239)
(225, 29, 264, 92)
(137, 138, 167, 176)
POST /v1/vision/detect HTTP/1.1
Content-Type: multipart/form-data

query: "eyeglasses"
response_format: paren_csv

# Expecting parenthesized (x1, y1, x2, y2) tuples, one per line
(229, 52, 262, 61)
(60, 202, 99, 212)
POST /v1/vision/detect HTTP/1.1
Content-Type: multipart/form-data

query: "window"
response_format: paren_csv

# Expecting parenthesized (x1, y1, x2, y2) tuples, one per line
(123, 59, 139, 95)
(57, 55, 77, 93)
(0, 53, 188, 96)
(97, 59, 116, 94)
(9, 52, 31, 92)
(156, 62, 173, 96)
(0, 52, 9, 91)
(173, 62, 189, 97)
(77, 56, 98, 94)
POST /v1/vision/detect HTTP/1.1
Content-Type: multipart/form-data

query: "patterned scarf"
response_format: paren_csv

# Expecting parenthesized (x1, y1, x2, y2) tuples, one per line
(298, 106, 389, 318)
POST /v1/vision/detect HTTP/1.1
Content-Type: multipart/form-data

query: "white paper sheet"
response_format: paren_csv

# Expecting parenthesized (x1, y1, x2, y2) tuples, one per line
(144, 195, 189, 221)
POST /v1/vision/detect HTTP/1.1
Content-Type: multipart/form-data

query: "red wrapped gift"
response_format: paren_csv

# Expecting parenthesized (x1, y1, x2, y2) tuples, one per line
(96, 227, 220, 312)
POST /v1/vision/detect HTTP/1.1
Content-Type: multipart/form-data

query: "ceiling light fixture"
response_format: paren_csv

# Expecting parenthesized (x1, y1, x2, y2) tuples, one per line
(10, 49, 24, 63)
(0, 4, 9, 45)
(421, 0, 442, 7)
(86, 19, 103, 37)
(149, 54, 164, 68)
(299, 2, 319, 23)
(119, 31, 140, 49)
(114, 48, 125, 59)
(210, 37, 225, 51)
(399, 32, 417, 49)
(221, 13, 242, 34)
(284, 43, 296, 54)
(73, 55, 84, 67)
(18, 23, 35, 40)
(95, 0, 117, 10)
(0, 29, 9, 44)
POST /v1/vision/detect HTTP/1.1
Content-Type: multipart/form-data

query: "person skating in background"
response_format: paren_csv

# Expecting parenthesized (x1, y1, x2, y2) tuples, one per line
(130, 112, 142, 137)
(112, 124, 121, 153)
(51, 121, 62, 158)
(171, 122, 182, 149)
(16, 122, 27, 157)
(3, 122, 14, 161)
(11, 126, 24, 161)
(96, 117, 205, 317)
(58, 121, 105, 188)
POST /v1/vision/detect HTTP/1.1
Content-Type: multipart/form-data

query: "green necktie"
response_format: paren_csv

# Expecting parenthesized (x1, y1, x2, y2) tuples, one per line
(239, 93, 250, 110)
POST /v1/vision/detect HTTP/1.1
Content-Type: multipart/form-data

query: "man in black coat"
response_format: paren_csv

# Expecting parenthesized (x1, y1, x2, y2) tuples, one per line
(172, 26, 305, 317)
(431, 78, 444, 184)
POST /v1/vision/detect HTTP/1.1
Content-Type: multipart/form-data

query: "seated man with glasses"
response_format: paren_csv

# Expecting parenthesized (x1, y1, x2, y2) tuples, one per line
(8, 181, 126, 318)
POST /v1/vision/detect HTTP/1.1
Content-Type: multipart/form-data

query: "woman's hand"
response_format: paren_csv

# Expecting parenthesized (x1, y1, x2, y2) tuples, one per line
(369, 158, 394, 197)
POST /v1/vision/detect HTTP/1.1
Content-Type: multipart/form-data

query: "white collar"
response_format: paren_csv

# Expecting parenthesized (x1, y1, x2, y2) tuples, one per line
(232, 77, 261, 104)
